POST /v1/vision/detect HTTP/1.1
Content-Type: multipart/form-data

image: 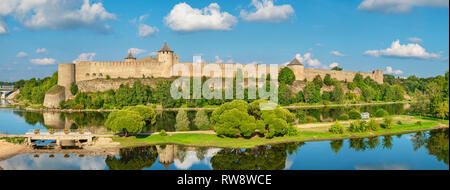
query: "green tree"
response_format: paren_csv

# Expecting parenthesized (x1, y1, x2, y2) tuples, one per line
(123, 105, 157, 126)
(313, 75, 323, 90)
(331, 83, 345, 103)
(324, 74, 333, 86)
(278, 67, 295, 85)
(304, 82, 321, 103)
(105, 110, 146, 137)
(194, 110, 211, 130)
(70, 82, 78, 95)
(331, 66, 343, 71)
(175, 110, 190, 131)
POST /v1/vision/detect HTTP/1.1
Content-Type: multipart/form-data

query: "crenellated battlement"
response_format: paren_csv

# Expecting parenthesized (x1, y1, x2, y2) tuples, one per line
(53, 42, 383, 103)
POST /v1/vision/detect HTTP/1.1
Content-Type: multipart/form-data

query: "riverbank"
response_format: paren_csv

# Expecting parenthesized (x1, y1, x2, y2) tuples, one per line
(0, 137, 120, 162)
(112, 119, 448, 148)
(0, 100, 413, 113)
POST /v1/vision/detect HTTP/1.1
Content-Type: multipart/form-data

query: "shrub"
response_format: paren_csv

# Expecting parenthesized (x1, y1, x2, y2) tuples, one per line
(348, 109, 361, 120)
(416, 121, 422, 126)
(286, 125, 300, 136)
(160, 130, 167, 136)
(367, 119, 380, 131)
(349, 120, 367, 133)
(296, 109, 306, 123)
(324, 74, 333, 86)
(194, 110, 211, 130)
(261, 107, 296, 138)
(397, 120, 403, 125)
(304, 116, 317, 123)
(383, 116, 393, 129)
(329, 122, 344, 134)
(338, 113, 349, 121)
(375, 108, 388, 117)
(106, 75, 111, 80)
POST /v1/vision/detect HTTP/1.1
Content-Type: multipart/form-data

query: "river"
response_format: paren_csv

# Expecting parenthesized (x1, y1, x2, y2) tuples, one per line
(0, 129, 448, 170)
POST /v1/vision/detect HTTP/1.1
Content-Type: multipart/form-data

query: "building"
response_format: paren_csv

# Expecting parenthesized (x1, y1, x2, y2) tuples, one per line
(43, 42, 383, 108)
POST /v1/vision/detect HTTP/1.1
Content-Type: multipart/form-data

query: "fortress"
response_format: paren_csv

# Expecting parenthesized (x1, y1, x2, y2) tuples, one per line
(44, 42, 383, 108)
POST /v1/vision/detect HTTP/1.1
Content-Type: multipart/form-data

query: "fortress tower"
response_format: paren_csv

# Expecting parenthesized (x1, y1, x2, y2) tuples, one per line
(125, 52, 136, 63)
(286, 57, 305, 81)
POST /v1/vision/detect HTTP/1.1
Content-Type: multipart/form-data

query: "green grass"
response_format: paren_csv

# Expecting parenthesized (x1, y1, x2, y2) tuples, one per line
(113, 120, 444, 148)
(0, 137, 26, 144)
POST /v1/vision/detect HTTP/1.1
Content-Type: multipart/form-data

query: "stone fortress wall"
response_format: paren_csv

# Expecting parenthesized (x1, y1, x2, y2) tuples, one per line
(46, 43, 383, 107)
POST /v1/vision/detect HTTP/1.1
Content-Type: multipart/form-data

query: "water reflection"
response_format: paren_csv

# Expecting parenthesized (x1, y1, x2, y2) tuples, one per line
(2, 103, 413, 135)
(0, 129, 448, 170)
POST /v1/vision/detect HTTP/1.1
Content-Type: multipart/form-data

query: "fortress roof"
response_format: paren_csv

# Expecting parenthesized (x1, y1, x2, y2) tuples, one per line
(126, 52, 136, 60)
(159, 42, 173, 52)
(288, 58, 303, 66)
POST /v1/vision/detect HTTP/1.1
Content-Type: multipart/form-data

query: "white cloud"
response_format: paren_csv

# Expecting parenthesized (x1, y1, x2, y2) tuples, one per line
(295, 53, 322, 67)
(36, 48, 47, 54)
(30, 58, 56, 65)
(73, 53, 95, 63)
(408, 37, 423, 43)
(358, 0, 449, 13)
(240, 0, 294, 23)
(128, 48, 146, 55)
(164, 3, 237, 32)
(364, 40, 440, 59)
(385, 66, 403, 75)
(330, 51, 345, 57)
(0, 18, 8, 34)
(138, 24, 158, 38)
(0, 0, 116, 34)
(16, 51, 28, 58)
(329, 62, 339, 68)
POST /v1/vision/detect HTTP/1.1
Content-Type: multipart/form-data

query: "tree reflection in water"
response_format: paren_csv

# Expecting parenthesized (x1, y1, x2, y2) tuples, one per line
(411, 129, 449, 165)
(105, 146, 158, 170)
(210, 143, 304, 170)
(330, 140, 344, 154)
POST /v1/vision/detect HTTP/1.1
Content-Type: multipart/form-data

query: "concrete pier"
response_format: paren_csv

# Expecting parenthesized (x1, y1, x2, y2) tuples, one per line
(24, 132, 93, 148)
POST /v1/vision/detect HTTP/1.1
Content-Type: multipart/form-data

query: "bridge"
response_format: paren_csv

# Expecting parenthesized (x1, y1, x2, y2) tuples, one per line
(0, 85, 14, 99)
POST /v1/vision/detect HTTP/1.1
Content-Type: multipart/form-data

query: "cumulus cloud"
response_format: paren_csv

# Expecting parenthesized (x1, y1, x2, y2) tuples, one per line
(164, 3, 237, 32)
(329, 62, 339, 68)
(73, 53, 96, 63)
(408, 37, 423, 43)
(295, 53, 322, 67)
(128, 48, 146, 55)
(16, 51, 28, 58)
(132, 14, 158, 38)
(0, 0, 116, 35)
(138, 24, 158, 38)
(364, 40, 440, 59)
(330, 51, 345, 57)
(358, 0, 449, 13)
(385, 66, 403, 75)
(30, 58, 56, 65)
(240, 0, 295, 23)
(36, 48, 47, 54)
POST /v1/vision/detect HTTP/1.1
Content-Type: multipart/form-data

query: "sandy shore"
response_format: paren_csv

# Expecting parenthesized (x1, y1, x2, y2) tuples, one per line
(0, 140, 30, 161)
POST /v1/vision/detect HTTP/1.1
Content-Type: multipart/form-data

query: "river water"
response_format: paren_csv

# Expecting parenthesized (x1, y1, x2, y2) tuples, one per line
(0, 129, 448, 170)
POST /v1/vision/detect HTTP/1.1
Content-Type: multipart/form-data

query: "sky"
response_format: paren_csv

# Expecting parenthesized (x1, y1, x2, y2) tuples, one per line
(0, 0, 448, 82)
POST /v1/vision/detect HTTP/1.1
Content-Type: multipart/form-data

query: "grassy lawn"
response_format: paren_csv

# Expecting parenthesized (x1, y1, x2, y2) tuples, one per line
(112, 120, 446, 148)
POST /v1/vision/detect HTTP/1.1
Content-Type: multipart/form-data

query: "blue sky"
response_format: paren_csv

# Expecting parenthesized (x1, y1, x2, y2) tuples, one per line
(0, 0, 448, 82)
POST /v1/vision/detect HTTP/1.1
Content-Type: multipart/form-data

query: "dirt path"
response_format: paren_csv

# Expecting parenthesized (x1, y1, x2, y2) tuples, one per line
(296, 116, 417, 129)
